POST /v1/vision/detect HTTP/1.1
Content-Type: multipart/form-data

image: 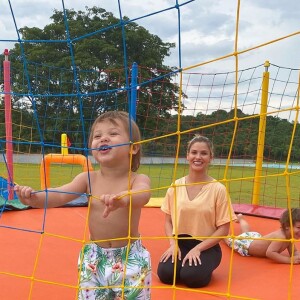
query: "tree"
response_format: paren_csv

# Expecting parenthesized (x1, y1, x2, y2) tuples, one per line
(3, 6, 184, 153)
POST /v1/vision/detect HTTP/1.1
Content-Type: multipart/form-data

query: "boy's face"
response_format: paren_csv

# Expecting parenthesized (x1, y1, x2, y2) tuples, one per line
(286, 221, 300, 239)
(292, 221, 300, 239)
(90, 119, 137, 164)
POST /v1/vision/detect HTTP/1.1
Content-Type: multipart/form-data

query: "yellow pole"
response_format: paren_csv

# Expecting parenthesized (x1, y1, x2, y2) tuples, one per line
(252, 61, 270, 205)
(61, 133, 69, 155)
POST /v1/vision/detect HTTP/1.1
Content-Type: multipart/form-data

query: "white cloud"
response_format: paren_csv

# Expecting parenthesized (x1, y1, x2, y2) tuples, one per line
(0, 0, 299, 119)
(1, 0, 299, 70)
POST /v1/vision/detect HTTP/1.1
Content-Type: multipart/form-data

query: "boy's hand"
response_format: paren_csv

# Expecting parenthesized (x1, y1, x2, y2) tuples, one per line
(292, 255, 300, 264)
(100, 193, 128, 218)
(14, 185, 36, 205)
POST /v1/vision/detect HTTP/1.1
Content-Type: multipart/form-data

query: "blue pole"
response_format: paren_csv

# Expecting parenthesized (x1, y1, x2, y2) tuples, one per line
(130, 62, 138, 121)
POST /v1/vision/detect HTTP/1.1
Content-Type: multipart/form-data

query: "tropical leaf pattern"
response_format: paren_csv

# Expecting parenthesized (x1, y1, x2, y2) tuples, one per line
(78, 240, 151, 299)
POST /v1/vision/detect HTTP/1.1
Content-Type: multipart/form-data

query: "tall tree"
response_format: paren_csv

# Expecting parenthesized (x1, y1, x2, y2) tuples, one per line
(4, 6, 184, 152)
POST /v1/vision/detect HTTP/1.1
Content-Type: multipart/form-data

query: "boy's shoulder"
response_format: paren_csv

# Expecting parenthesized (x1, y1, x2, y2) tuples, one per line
(78, 170, 98, 177)
(74, 170, 99, 183)
(265, 229, 286, 239)
(134, 172, 150, 179)
(131, 172, 151, 185)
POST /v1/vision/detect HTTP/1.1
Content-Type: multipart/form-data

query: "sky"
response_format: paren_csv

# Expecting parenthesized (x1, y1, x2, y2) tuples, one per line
(1, 0, 300, 70)
(1, 0, 300, 119)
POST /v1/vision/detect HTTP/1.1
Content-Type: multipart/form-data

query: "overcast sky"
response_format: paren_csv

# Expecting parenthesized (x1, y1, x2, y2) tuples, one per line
(1, 0, 300, 120)
(1, 0, 300, 71)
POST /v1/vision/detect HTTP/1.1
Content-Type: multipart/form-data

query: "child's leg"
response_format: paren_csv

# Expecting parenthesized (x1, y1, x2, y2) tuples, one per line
(78, 241, 151, 300)
(237, 214, 250, 233)
(124, 240, 151, 300)
(78, 243, 110, 300)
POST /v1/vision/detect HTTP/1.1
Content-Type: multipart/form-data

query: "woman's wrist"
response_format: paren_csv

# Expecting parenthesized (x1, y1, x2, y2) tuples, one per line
(169, 239, 176, 246)
(196, 243, 202, 252)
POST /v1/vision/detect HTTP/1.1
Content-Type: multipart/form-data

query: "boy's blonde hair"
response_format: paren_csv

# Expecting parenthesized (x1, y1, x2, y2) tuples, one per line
(89, 111, 141, 172)
(280, 208, 300, 230)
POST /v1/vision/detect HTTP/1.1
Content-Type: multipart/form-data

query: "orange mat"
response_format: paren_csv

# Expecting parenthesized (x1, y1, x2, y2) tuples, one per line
(0, 207, 299, 299)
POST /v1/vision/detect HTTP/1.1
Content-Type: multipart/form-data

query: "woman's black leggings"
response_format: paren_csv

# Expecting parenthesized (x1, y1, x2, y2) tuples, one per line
(157, 235, 222, 288)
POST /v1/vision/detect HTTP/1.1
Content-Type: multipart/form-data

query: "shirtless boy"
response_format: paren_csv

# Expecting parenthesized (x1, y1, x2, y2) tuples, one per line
(15, 111, 152, 299)
(225, 209, 300, 264)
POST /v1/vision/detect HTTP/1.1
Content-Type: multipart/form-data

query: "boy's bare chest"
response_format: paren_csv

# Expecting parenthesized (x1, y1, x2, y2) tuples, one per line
(89, 172, 132, 195)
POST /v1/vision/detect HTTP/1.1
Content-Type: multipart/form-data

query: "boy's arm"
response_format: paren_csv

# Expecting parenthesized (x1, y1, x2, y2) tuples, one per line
(14, 172, 88, 208)
(287, 243, 300, 258)
(113, 173, 151, 208)
(126, 173, 151, 207)
(294, 247, 300, 257)
(266, 241, 298, 264)
(101, 174, 151, 218)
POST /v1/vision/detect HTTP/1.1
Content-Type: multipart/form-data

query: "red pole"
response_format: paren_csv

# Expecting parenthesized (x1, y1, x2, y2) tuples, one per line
(3, 49, 14, 200)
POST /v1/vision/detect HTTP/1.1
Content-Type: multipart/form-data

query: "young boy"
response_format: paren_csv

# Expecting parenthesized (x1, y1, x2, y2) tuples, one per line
(15, 111, 152, 299)
(225, 209, 300, 264)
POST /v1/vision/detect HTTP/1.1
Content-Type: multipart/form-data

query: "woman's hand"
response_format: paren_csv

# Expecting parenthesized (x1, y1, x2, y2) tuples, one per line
(182, 246, 201, 267)
(160, 244, 181, 263)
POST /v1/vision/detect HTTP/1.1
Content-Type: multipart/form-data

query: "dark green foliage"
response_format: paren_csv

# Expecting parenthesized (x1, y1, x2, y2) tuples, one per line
(0, 6, 299, 163)
(0, 6, 180, 154)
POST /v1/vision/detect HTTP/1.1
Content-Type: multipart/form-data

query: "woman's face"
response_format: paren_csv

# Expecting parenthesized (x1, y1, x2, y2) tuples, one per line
(186, 141, 212, 171)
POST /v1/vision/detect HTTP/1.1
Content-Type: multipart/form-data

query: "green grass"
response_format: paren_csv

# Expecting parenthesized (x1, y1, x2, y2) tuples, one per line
(1, 162, 300, 208)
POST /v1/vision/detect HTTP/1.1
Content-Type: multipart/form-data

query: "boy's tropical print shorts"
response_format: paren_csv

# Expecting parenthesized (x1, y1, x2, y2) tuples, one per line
(225, 231, 262, 256)
(78, 239, 151, 300)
